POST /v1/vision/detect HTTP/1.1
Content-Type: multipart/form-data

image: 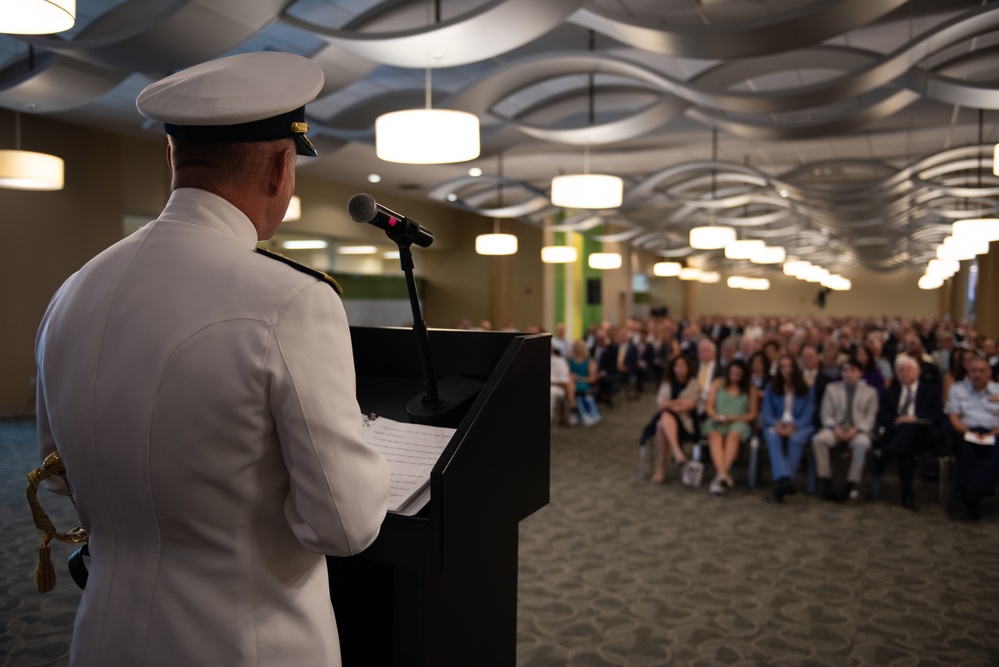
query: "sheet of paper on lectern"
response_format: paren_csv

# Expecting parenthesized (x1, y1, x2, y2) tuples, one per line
(361, 416, 456, 516)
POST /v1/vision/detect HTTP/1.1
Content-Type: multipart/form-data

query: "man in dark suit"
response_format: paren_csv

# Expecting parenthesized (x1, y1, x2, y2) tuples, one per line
(875, 355, 945, 511)
(596, 327, 630, 405)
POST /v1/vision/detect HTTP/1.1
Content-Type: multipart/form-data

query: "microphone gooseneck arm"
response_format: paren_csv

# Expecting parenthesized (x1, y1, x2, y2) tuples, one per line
(398, 245, 440, 406)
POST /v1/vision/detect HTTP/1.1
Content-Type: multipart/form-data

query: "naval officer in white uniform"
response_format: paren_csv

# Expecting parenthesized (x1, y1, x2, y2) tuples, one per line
(35, 52, 390, 666)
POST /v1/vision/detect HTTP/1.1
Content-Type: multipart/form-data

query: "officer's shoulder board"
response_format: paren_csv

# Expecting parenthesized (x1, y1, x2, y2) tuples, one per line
(256, 247, 343, 294)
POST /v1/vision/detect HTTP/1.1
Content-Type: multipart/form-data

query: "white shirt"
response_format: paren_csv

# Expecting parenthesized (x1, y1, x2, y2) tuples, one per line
(551, 354, 570, 384)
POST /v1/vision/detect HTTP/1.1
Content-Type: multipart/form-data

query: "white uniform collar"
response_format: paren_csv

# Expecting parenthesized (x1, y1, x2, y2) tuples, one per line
(158, 188, 259, 249)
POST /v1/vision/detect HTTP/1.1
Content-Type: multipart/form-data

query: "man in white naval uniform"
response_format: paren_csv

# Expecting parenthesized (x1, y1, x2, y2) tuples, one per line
(35, 53, 390, 666)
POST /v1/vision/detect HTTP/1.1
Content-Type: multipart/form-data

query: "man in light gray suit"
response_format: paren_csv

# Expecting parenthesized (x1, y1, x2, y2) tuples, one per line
(812, 356, 879, 501)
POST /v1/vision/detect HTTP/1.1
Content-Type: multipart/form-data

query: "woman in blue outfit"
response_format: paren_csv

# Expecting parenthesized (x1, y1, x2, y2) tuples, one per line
(568, 339, 601, 426)
(761, 353, 815, 502)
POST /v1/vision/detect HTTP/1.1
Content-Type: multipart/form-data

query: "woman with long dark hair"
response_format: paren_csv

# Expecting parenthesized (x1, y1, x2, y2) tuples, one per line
(649, 355, 700, 483)
(761, 354, 815, 502)
(702, 358, 758, 495)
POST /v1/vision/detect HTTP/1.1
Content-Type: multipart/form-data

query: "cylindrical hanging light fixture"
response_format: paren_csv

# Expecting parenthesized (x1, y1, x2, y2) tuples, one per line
(376, 109, 479, 164)
(653, 261, 682, 276)
(918, 274, 943, 290)
(375, 56, 479, 164)
(476, 156, 517, 255)
(678, 267, 702, 280)
(0, 149, 64, 190)
(0, 113, 65, 191)
(541, 246, 578, 263)
(550, 49, 623, 210)
(724, 239, 764, 259)
(697, 271, 720, 283)
(588, 252, 621, 270)
(689, 225, 735, 250)
(926, 258, 959, 278)
(0, 0, 75, 34)
(750, 245, 786, 264)
(550, 172, 623, 209)
(953, 218, 999, 242)
(476, 233, 518, 255)
(783, 260, 811, 277)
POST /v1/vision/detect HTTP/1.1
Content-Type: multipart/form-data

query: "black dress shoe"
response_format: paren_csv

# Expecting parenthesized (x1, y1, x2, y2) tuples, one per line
(781, 478, 798, 496)
(965, 489, 982, 521)
(772, 482, 785, 503)
(901, 490, 918, 512)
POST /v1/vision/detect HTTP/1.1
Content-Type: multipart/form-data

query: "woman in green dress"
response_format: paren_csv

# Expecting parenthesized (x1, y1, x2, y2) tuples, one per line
(702, 358, 758, 495)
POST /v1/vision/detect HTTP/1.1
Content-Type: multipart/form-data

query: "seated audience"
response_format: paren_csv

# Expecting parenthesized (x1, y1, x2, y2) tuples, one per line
(702, 359, 758, 495)
(648, 355, 700, 484)
(855, 343, 887, 397)
(866, 332, 894, 386)
(749, 351, 770, 392)
(874, 355, 945, 511)
(904, 334, 943, 386)
(943, 346, 971, 405)
(945, 356, 999, 520)
(567, 340, 601, 426)
(819, 343, 842, 380)
(812, 356, 879, 502)
(550, 346, 574, 426)
(799, 344, 821, 388)
(596, 327, 634, 405)
(551, 322, 572, 358)
(694, 338, 722, 412)
(761, 354, 815, 502)
(983, 337, 999, 380)
(634, 328, 658, 397)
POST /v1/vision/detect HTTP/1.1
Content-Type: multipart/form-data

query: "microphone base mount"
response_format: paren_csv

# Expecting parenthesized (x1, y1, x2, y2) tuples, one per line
(407, 375, 484, 428)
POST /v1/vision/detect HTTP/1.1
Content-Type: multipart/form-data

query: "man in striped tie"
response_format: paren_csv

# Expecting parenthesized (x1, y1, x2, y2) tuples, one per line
(874, 355, 944, 511)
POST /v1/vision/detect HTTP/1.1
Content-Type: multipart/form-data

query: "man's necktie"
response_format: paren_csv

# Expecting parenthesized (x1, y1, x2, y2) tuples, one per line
(899, 386, 913, 416)
(843, 384, 855, 426)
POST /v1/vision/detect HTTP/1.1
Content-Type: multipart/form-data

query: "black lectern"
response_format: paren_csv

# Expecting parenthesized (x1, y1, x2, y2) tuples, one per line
(328, 327, 551, 666)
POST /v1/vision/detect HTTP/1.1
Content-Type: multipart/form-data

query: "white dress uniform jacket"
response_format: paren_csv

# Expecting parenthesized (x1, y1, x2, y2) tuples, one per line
(35, 188, 390, 666)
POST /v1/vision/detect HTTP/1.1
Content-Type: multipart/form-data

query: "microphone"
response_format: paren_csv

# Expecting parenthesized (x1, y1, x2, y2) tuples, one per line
(347, 193, 434, 248)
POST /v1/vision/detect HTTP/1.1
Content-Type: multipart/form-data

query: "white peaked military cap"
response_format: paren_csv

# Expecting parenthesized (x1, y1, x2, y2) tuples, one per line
(136, 52, 325, 157)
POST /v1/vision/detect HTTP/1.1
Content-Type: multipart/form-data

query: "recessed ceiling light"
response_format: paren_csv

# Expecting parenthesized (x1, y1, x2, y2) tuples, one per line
(367, 173, 381, 183)
(468, 167, 482, 177)
(447, 193, 458, 202)
(337, 245, 377, 254)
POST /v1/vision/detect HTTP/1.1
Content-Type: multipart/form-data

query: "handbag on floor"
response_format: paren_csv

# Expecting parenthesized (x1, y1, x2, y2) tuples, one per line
(681, 460, 704, 487)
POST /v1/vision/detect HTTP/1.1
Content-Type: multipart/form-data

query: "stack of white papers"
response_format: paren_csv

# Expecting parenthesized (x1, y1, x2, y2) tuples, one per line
(361, 416, 457, 516)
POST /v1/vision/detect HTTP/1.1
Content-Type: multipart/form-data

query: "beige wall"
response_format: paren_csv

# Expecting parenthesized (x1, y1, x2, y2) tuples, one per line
(1, 114, 542, 415)
(1, 114, 171, 416)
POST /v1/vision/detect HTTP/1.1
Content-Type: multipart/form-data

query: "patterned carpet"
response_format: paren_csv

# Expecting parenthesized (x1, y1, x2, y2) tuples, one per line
(2, 392, 998, 666)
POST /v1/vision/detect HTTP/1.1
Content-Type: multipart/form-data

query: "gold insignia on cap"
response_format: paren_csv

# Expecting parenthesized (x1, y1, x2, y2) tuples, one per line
(291, 121, 309, 134)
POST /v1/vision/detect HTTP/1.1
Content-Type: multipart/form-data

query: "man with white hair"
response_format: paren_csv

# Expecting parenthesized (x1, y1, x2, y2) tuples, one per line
(874, 355, 944, 511)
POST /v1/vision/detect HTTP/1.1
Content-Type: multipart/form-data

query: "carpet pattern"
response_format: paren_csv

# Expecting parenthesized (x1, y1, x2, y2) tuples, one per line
(2, 392, 998, 666)
(515, 394, 999, 666)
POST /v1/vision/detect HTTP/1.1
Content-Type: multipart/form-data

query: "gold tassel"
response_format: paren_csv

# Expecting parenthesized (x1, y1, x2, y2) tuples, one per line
(35, 533, 56, 593)
(26, 452, 88, 594)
